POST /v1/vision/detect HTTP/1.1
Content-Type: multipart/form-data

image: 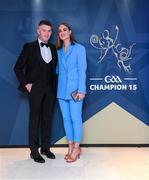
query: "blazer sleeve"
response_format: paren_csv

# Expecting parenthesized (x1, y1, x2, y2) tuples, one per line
(77, 45, 87, 94)
(14, 44, 29, 87)
(56, 51, 59, 75)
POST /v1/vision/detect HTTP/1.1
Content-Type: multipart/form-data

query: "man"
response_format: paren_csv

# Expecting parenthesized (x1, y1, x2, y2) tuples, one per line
(14, 20, 57, 163)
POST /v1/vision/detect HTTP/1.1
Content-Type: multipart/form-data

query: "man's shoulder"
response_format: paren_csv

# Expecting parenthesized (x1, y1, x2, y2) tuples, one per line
(23, 40, 37, 48)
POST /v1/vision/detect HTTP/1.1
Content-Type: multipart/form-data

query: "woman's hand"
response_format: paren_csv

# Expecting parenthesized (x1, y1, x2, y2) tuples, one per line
(76, 93, 85, 100)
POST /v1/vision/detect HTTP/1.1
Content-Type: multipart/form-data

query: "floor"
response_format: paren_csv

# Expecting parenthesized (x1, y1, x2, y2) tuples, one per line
(0, 147, 149, 180)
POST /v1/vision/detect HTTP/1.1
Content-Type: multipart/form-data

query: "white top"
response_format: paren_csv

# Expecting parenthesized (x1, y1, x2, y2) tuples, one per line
(38, 38, 52, 63)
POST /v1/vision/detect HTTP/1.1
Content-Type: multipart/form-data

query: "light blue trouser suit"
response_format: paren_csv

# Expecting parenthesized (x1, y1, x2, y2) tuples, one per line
(58, 99, 83, 143)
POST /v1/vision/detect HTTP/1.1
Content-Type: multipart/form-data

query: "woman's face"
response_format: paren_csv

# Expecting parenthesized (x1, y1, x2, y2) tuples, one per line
(58, 24, 71, 41)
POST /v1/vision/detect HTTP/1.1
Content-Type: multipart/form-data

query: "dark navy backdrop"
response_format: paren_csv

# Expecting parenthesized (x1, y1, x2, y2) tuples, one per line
(0, 0, 149, 145)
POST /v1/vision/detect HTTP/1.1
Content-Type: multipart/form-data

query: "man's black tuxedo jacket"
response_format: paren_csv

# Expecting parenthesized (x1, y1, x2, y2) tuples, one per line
(14, 40, 57, 92)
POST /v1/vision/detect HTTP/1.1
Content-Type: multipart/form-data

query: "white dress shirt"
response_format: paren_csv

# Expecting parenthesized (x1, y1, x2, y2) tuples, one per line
(38, 39, 52, 63)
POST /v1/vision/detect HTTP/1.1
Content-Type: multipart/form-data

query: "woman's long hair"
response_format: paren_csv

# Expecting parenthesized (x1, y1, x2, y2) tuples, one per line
(56, 22, 76, 49)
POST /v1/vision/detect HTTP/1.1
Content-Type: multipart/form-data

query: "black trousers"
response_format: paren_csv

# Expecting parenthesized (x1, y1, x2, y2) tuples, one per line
(28, 84, 55, 153)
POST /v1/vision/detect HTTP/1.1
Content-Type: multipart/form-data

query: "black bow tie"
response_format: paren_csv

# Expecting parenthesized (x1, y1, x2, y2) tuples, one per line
(40, 42, 49, 48)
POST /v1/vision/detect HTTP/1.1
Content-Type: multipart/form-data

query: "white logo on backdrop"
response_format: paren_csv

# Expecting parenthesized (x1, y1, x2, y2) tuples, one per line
(104, 75, 122, 83)
(90, 26, 136, 73)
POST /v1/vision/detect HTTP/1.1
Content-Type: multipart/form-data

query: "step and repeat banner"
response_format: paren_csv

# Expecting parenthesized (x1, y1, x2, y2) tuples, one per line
(0, 0, 149, 145)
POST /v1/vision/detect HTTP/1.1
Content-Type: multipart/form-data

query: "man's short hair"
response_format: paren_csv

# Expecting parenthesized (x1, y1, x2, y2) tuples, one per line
(38, 20, 52, 27)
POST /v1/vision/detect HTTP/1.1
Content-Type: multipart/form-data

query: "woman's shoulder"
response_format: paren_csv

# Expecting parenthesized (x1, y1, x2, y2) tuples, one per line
(74, 43, 86, 52)
(74, 42, 85, 48)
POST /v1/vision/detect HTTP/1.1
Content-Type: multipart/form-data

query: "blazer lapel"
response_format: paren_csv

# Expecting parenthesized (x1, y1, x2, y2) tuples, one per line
(49, 43, 56, 73)
(59, 48, 67, 69)
(65, 45, 74, 61)
(49, 44, 54, 59)
(64, 45, 74, 69)
(35, 40, 43, 64)
(60, 45, 74, 70)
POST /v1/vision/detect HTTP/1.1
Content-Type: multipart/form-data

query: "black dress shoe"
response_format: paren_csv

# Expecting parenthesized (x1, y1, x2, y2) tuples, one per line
(40, 149, 56, 159)
(30, 153, 45, 163)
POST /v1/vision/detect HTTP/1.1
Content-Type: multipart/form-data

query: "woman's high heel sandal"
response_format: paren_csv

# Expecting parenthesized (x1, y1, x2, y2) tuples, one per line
(64, 142, 74, 160)
(66, 147, 81, 163)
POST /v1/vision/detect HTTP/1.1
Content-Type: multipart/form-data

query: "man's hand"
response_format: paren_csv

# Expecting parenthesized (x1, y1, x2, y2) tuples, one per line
(25, 83, 32, 93)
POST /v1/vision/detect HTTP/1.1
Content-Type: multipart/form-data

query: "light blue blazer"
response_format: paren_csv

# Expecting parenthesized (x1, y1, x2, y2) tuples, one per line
(57, 43, 87, 100)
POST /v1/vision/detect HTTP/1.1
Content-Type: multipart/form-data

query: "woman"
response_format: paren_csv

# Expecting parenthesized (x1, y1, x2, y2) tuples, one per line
(56, 22, 87, 163)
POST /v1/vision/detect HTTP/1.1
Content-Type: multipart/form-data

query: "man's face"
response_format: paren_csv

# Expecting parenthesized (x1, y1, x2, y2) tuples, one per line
(37, 24, 52, 42)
